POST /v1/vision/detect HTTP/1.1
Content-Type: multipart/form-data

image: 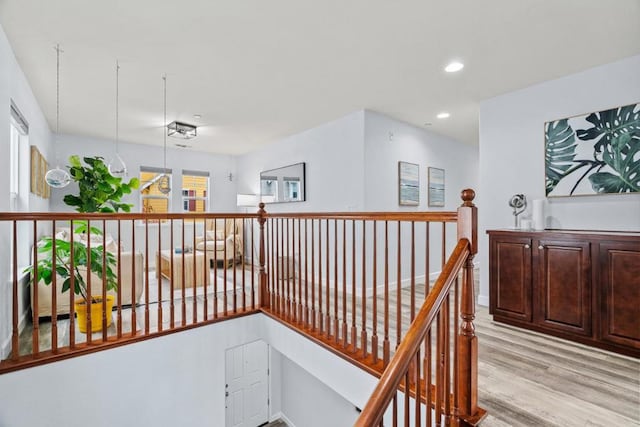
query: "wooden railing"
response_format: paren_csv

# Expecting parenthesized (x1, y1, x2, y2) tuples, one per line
(0, 190, 484, 425)
(0, 213, 261, 373)
(353, 191, 482, 426)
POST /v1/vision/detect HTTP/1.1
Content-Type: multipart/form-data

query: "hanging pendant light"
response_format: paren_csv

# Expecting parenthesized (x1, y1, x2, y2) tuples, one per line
(157, 74, 171, 195)
(45, 44, 71, 188)
(108, 60, 127, 178)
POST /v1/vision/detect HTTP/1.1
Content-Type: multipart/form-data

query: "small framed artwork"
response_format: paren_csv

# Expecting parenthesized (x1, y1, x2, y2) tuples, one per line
(428, 167, 445, 207)
(398, 161, 419, 206)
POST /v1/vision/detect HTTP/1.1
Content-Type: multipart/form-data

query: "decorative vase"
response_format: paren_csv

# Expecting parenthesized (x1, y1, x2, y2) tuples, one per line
(532, 199, 546, 230)
(75, 295, 115, 333)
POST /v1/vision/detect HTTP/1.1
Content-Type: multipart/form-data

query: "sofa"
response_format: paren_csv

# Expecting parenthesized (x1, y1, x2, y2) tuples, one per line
(194, 218, 243, 269)
(32, 229, 144, 318)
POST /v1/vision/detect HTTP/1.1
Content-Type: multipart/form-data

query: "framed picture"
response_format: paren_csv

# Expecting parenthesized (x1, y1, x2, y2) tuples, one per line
(30, 146, 38, 195)
(398, 161, 419, 206)
(545, 102, 639, 197)
(428, 167, 445, 207)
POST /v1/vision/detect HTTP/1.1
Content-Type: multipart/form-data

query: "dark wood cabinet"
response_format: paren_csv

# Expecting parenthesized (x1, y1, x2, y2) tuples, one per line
(488, 229, 640, 358)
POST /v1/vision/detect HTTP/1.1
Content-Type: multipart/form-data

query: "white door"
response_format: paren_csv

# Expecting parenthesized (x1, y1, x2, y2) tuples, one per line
(225, 340, 269, 427)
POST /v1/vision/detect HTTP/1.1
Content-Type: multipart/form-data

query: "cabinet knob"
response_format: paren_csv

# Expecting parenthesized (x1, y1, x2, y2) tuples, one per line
(524, 244, 530, 249)
(538, 245, 544, 250)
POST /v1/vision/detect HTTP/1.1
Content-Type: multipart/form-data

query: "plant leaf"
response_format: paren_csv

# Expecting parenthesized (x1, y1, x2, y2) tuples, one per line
(589, 130, 640, 193)
(545, 119, 578, 195)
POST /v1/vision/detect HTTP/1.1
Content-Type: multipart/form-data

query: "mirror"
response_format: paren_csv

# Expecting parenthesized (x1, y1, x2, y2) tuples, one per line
(260, 162, 306, 203)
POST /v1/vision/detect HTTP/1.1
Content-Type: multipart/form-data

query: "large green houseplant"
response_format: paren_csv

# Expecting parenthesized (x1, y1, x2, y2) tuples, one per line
(27, 156, 139, 332)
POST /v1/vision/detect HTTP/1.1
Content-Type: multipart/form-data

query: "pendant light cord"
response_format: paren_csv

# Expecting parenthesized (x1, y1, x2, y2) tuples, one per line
(163, 74, 167, 173)
(55, 44, 61, 136)
(116, 60, 119, 152)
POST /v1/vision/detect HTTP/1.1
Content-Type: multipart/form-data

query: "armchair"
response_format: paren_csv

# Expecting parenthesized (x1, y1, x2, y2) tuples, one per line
(195, 218, 243, 269)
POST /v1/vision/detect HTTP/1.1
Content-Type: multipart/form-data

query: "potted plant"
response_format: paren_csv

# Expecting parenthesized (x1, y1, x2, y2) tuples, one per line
(27, 155, 139, 332)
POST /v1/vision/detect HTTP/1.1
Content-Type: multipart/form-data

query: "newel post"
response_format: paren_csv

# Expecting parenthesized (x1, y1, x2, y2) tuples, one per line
(258, 203, 270, 309)
(456, 188, 478, 424)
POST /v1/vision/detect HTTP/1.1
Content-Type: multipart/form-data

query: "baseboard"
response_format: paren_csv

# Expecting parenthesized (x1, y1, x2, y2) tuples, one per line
(477, 294, 489, 307)
(278, 412, 296, 427)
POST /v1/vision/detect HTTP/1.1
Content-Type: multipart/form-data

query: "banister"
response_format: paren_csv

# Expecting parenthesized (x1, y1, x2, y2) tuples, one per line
(354, 238, 471, 427)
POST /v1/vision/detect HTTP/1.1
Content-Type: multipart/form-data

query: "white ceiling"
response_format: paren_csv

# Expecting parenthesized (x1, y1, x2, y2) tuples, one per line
(1, 0, 639, 154)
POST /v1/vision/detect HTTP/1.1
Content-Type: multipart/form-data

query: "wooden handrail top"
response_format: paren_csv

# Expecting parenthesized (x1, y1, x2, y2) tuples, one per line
(0, 212, 260, 221)
(354, 238, 471, 427)
(264, 211, 459, 222)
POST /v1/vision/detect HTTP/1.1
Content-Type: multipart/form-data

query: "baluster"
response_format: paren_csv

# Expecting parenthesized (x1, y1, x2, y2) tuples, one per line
(233, 218, 238, 314)
(425, 329, 432, 427)
(291, 218, 296, 322)
(392, 393, 398, 427)
(287, 218, 292, 320)
(11, 221, 19, 360)
(342, 219, 347, 349)
(31, 220, 39, 353)
(258, 205, 268, 310)
(304, 219, 309, 326)
(69, 220, 76, 347)
(411, 221, 415, 321)
(130, 220, 136, 335)
(372, 221, 378, 364)
(404, 371, 410, 427)
(181, 219, 187, 323)
(396, 220, 401, 350)
(435, 311, 443, 427)
(361, 220, 367, 358)
(158, 218, 163, 330)
(311, 219, 316, 330)
(333, 219, 339, 342)
(203, 217, 208, 320)
(351, 220, 357, 353)
(170, 219, 176, 327)
(425, 222, 430, 295)
(325, 219, 330, 338)
(443, 294, 451, 426)
(298, 219, 303, 321)
(241, 218, 246, 311)
(280, 218, 285, 316)
(441, 222, 446, 269)
(117, 220, 123, 338)
(51, 220, 58, 352)
(383, 220, 390, 366)
(415, 349, 421, 426)
(86, 221, 92, 343)
(193, 218, 198, 322)
(223, 218, 228, 316)
(102, 219, 108, 340)
(145, 219, 150, 333)
(251, 217, 255, 310)
(318, 219, 323, 333)
(453, 277, 459, 420)
(268, 218, 274, 309)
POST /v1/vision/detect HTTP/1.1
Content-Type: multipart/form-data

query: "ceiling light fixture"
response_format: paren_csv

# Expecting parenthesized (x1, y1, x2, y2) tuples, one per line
(444, 61, 464, 73)
(167, 121, 197, 139)
(45, 44, 71, 189)
(108, 60, 127, 178)
(193, 114, 201, 119)
(437, 112, 450, 119)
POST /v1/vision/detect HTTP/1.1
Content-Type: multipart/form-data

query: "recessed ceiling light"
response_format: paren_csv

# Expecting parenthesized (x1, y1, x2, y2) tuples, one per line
(437, 112, 450, 119)
(444, 61, 464, 73)
(193, 114, 202, 119)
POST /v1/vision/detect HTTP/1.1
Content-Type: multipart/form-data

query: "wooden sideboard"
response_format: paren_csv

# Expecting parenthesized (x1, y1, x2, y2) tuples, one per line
(487, 229, 640, 358)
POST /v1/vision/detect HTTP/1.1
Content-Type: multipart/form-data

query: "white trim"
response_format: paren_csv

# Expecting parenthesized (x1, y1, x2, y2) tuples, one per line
(277, 412, 297, 427)
(477, 294, 489, 307)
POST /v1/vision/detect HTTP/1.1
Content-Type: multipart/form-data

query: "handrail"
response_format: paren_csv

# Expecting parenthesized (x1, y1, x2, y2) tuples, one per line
(354, 238, 471, 427)
(264, 211, 458, 222)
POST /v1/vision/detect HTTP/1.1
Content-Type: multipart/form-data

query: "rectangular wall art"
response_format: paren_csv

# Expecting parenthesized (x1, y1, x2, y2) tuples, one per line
(428, 167, 445, 207)
(398, 161, 419, 206)
(544, 102, 639, 197)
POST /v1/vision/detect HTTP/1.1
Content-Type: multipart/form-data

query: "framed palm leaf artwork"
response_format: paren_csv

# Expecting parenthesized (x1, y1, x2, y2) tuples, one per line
(544, 102, 639, 197)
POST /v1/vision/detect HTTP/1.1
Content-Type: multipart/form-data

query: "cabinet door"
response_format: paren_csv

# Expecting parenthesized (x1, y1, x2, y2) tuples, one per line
(537, 239, 591, 336)
(490, 235, 532, 321)
(600, 241, 640, 349)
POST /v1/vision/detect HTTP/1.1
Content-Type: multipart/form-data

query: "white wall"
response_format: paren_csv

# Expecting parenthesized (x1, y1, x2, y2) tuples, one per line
(50, 133, 238, 213)
(279, 354, 360, 427)
(0, 314, 378, 427)
(236, 110, 366, 213)
(0, 23, 53, 358)
(477, 55, 640, 306)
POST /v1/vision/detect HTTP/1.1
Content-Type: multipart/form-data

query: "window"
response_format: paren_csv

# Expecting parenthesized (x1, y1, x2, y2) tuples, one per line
(10, 101, 29, 212)
(181, 170, 209, 213)
(140, 166, 172, 222)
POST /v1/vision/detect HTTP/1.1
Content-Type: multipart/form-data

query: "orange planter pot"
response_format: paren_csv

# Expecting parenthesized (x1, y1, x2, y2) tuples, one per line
(74, 295, 115, 333)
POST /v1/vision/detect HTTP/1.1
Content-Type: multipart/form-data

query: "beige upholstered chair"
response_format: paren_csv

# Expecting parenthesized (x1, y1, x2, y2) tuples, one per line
(195, 218, 243, 269)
